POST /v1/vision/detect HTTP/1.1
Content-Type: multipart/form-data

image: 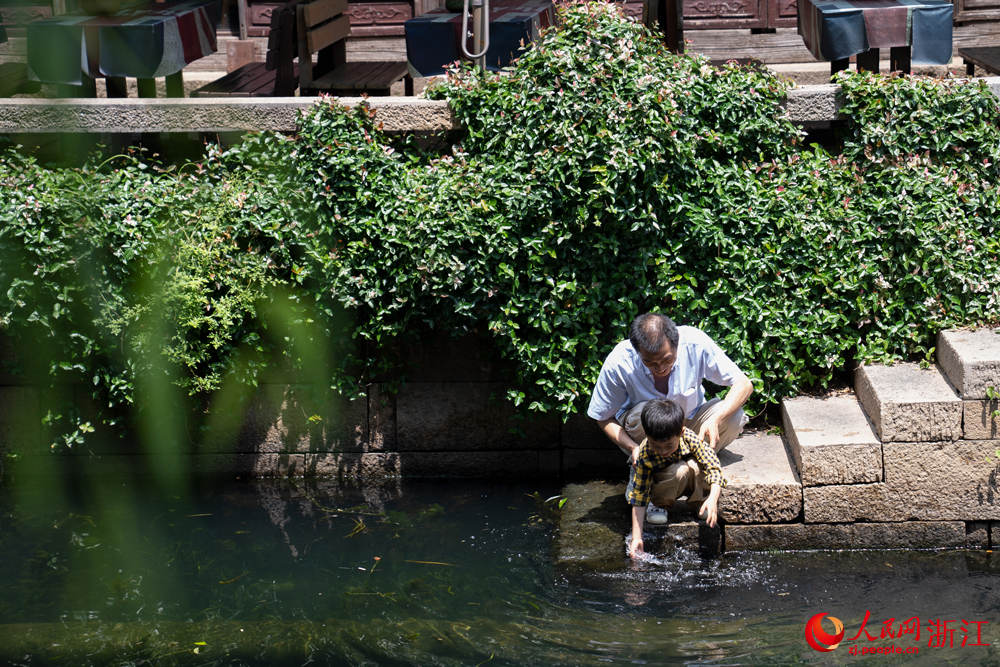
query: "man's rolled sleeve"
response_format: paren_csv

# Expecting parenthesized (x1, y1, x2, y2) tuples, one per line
(701, 338, 743, 388)
(587, 359, 627, 421)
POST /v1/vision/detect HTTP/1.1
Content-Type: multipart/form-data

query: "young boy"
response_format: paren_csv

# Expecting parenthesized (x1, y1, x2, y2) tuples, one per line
(626, 399, 728, 559)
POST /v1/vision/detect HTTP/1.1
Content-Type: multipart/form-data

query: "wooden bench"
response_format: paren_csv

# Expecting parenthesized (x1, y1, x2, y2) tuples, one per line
(297, 0, 412, 96)
(0, 62, 41, 97)
(959, 46, 1000, 76)
(191, 2, 298, 97)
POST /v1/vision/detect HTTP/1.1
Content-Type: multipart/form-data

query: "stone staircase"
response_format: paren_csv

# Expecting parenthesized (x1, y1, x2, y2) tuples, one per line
(556, 328, 1000, 567)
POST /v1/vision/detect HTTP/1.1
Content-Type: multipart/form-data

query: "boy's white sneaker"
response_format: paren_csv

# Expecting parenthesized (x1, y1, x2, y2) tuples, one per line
(646, 503, 668, 525)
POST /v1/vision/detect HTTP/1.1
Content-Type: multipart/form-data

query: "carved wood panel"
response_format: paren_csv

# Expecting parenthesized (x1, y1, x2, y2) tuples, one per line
(767, 0, 798, 27)
(247, 2, 282, 36)
(682, 0, 765, 28)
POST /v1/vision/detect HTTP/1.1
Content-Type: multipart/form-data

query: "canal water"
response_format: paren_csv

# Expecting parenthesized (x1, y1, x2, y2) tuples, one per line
(1, 476, 997, 665)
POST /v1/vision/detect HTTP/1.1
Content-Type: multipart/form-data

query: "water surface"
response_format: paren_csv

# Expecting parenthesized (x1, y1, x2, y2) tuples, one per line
(1, 476, 997, 665)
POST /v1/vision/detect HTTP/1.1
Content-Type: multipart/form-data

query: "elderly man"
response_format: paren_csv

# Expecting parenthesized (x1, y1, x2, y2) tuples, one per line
(587, 313, 753, 523)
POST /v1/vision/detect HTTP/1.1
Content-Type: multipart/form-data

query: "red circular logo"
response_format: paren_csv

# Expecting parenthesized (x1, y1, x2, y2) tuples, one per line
(805, 612, 845, 652)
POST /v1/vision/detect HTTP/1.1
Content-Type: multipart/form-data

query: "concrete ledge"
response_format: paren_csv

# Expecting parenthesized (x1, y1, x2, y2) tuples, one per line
(726, 521, 966, 551)
(2, 77, 999, 134)
(0, 96, 455, 134)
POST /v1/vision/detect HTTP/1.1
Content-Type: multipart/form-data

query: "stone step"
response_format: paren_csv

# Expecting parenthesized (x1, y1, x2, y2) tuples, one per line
(781, 394, 881, 487)
(938, 328, 1000, 399)
(938, 329, 1000, 440)
(717, 431, 801, 523)
(855, 362, 962, 443)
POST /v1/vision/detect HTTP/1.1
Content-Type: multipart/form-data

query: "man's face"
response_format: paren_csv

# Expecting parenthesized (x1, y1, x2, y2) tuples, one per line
(638, 341, 676, 379)
(647, 435, 680, 457)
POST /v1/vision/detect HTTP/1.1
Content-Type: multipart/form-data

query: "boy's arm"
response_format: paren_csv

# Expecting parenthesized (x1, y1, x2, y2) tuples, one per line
(699, 483, 722, 528)
(687, 429, 727, 528)
(629, 504, 646, 557)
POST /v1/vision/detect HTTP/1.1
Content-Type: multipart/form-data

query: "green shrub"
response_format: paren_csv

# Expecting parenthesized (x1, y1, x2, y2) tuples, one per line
(1, 2, 999, 453)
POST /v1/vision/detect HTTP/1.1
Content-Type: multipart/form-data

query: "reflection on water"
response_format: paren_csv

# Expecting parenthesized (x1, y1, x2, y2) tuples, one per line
(1, 475, 998, 665)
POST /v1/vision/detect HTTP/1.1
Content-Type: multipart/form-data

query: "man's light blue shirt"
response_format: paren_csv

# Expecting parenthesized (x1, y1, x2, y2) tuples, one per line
(586, 326, 744, 422)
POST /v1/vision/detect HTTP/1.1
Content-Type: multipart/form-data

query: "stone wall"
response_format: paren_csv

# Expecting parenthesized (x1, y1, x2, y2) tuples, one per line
(0, 333, 620, 479)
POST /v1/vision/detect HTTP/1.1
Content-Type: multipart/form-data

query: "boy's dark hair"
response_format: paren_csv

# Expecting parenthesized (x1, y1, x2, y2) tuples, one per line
(629, 313, 679, 356)
(640, 399, 685, 441)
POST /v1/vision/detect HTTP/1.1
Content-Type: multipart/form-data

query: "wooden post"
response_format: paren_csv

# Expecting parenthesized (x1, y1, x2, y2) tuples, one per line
(237, 0, 248, 39)
(856, 47, 879, 72)
(165, 71, 184, 97)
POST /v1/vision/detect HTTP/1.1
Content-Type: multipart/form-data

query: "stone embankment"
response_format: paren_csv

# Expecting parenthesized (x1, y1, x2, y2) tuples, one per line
(557, 328, 1000, 565)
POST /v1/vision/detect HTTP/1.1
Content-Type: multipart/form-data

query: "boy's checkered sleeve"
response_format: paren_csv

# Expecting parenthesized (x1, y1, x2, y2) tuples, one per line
(689, 432, 727, 488)
(626, 462, 652, 506)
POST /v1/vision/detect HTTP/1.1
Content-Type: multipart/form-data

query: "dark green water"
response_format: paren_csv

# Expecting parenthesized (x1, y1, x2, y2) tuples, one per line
(1, 476, 998, 665)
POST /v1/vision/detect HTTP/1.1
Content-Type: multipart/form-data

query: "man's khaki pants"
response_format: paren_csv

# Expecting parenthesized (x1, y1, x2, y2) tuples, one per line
(621, 398, 746, 452)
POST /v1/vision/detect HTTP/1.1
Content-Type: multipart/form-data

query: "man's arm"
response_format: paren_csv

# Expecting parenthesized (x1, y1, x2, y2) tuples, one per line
(628, 504, 646, 558)
(597, 417, 641, 464)
(698, 373, 753, 449)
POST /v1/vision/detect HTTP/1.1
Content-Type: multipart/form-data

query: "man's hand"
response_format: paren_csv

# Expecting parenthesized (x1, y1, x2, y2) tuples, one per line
(630, 444, 640, 466)
(628, 533, 645, 558)
(697, 417, 721, 451)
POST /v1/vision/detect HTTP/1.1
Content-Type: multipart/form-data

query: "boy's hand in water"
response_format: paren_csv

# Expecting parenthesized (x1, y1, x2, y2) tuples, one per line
(628, 534, 644, 558)
(698, 498, 719, 528)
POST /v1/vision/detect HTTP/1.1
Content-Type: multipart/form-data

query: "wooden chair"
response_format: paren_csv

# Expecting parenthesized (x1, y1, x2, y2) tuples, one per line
(958, 46, 1000, 76)
(191, 1, 298, 97)
(296, 0, 412, 96)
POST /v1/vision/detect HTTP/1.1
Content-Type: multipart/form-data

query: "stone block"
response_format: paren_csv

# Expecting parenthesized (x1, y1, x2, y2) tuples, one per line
(883, 440, 1000, 521)
(399, 334, 500, 382)
(804, 483, 889, 523)
(966, 522, 990, 549)
(561, 412, 608, 449)
(368, 383, 395, 451)
(781, 394, 881, 486)
(726, 522, 966, 551)
(395, 382, 559, 451)
(719, 432, 802, 523)
(938, 328, 1000, 399)
(561, 448, 625, 478)
(855, 363, 962, 442)
(805, 441, 1000, 522)
(213, 384, 367, 454)
(250, 452, 403, 479)
(964, 400, 999, 440)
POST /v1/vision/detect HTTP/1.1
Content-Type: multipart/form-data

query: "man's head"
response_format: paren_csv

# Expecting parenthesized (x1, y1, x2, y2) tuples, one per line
(629, 313, 679, 379)
(640, 399, 684, 455)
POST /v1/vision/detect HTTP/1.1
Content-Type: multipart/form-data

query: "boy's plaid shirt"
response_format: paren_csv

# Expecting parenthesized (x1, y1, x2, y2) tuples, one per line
(626, 427, 727, 506)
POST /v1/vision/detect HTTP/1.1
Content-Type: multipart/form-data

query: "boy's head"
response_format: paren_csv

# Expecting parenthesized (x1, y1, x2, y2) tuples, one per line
(640, 399, 684, 455)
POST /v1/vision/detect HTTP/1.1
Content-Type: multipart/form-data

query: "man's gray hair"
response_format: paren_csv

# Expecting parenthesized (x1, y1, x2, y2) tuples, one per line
(628, 313, 679, 355)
